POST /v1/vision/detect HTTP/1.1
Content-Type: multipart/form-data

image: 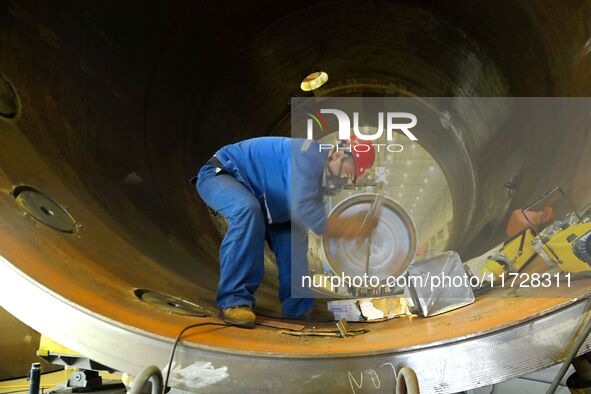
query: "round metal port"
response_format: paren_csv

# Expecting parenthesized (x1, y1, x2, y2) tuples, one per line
(134, 289, 211, 317)
(13, 186, 77, 233)
(323, 193, 417, 280)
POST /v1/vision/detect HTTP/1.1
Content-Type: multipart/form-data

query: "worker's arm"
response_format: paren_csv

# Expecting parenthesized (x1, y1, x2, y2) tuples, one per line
(290, 142, 329, 234)
(291, 140, 378, 238)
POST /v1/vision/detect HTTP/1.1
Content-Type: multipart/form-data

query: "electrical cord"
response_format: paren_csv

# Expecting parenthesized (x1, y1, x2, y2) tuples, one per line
(162, 322, 230, 394)
(162, 317, 338, 393)
(128, 366, 163, 394)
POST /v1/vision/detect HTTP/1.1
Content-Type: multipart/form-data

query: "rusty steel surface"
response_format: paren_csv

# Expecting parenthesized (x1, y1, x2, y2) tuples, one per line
(1, 0, 591, 392)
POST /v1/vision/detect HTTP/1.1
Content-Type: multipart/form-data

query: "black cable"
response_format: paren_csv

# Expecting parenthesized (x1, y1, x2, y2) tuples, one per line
(162, 322, 229, 394)
(163, 318, 318, 393)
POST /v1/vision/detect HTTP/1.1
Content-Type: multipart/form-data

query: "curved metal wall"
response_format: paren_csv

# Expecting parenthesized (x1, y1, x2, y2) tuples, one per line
(1, 0, 591, 391)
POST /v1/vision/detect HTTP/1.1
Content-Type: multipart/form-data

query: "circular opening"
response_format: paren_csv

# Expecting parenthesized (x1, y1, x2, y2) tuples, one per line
(323, 194, 417, 282)
(12, 185, 78, 233)
(134, 288, 211, 317)
(0, 74, 20, 119)
(315, 131, 453, 261)
(300, 71, 328, 91)
(40, 206, 55, 216)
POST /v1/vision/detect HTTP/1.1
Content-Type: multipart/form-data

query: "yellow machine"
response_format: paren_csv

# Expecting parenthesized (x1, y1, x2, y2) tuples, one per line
(482, 187, 591, 277)
(535, 219, 591, 273)
(481, 229, 538, 277)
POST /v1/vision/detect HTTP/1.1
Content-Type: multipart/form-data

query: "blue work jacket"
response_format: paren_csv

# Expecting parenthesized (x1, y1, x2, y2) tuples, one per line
(213, 137, 328, 234)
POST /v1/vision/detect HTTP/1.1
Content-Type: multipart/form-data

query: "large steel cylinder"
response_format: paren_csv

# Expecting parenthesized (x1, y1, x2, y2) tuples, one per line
(1, 1, 591, 392)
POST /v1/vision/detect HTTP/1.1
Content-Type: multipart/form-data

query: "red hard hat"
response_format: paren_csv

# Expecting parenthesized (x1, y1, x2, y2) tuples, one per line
(347, 136, 376, 178)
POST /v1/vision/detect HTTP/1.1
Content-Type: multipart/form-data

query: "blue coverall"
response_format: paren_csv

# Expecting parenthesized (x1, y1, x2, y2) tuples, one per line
(195, 137, 329, 318)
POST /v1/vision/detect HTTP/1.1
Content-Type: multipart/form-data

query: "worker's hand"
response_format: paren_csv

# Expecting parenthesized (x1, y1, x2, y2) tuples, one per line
(344, 212, 378, 239)
(324, 211, 379, 239)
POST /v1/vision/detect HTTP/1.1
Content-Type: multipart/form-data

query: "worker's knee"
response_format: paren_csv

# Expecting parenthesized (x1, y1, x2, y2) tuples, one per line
(231, 198, 264, 224)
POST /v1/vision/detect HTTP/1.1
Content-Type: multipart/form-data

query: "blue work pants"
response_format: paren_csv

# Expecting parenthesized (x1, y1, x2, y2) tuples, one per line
(195, 163, 314, 318)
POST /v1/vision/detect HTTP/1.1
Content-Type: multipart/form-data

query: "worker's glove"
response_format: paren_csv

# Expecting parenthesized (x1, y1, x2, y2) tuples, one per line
(325, 211, 379, 239)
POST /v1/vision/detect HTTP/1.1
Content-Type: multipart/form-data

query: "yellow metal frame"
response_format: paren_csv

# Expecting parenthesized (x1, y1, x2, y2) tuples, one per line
(482, 230, 537, 277)
(37, 335, 79, 357)
(547, 222, 591, 273)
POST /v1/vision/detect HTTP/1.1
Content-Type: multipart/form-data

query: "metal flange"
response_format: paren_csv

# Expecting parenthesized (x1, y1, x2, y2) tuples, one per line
(323, 193, 417, 280)
(12, 186, 78, 234)
(134, 289, 211, 317)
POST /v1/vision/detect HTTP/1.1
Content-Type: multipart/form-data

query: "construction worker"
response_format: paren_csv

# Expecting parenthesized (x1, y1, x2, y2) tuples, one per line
(193, 136, 377, 328)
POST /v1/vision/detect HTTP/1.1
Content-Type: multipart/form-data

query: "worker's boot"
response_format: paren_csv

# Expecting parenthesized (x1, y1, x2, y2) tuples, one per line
(220, 305, 256, 328)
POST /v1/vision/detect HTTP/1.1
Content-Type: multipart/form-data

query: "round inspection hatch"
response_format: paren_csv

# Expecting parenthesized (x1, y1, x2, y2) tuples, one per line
(322, 193, 417, 280)
(13, 186, 78, 233)
(134, 289, 211, 317)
